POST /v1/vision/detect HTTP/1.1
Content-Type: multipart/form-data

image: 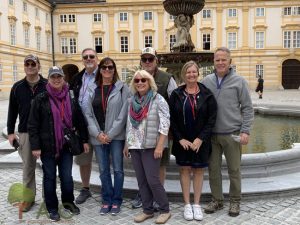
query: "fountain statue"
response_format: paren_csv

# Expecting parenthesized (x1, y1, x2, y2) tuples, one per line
(158, 0, 213, 82)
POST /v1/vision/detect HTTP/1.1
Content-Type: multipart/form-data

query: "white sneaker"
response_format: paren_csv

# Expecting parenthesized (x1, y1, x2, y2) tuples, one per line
(193, 204, 203, 221)
(183, 204, 193, 221)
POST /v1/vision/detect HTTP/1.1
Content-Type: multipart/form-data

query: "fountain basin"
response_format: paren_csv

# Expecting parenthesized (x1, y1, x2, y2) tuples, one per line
(163, 0, 205, 16)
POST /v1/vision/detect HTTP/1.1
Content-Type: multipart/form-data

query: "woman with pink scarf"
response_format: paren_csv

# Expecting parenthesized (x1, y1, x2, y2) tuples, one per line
(28, 66, 89, 222)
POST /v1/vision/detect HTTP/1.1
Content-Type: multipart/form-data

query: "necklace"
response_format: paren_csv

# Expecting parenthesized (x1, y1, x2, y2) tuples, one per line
(185, 85, 199, 95)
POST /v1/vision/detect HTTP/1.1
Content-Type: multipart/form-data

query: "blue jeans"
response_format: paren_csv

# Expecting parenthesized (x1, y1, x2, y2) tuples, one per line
(41, 148, 74, 213)
(94, 140, 125, 206)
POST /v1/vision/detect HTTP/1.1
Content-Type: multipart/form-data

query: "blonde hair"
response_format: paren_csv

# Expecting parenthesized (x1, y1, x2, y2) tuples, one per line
(130, 70, 158, 94)
(181, 60, 200, 80)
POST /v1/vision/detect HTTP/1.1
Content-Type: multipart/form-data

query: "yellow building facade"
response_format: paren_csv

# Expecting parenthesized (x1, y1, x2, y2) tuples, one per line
(0, 0, 299, 98)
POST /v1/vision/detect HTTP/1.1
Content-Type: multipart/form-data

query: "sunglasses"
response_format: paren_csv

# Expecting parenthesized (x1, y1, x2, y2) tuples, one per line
(82, 54, 96, 60)
(134, 78, 147, 83)
(141, 57, 155, 63)
(24, 62, 37, 67)
(101, 65, 114, 70)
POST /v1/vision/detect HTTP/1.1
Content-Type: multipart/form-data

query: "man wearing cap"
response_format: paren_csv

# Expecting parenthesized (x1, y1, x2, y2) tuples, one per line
(69, 48, 98, 204)
(7, 54, 47, 212)
(132, 47, 177, 209)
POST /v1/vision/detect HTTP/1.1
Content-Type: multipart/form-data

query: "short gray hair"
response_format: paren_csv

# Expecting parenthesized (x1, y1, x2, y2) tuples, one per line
(214, 47, 231, 58)
(81, 48, 97, 56)
(130, 70, 158, 94)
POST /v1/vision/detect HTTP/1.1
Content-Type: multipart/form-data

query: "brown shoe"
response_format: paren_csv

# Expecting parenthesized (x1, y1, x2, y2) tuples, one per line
(134, 212, 154, 223)
(229, 202, 240, 217)
(155, 212, 171, 224)
(204, 200, 223, 214)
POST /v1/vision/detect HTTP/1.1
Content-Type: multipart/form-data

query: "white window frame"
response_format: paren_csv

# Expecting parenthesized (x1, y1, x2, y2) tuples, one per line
(256, 65, 264, 78)
(255, 31, 264, 49)
(95, 37, 103, 53)
(144, 11, 153, 21)
(119, 12, 128, 22)
(144, 35, 153, 48)
(284, 31, 300, 48)
(93, 13, 102, 22)
(120, 36, 128, 53)
(256, 8, 265, 17)
(202, 33, 211, 50)
(228, 8, 237, 17)
(121, 68, 130, 81)
(35, 8, 39, 18)
(293, 6, 300, 15)
(68, 14, 76, 23)
(61, 37, 68, 54)
(10, 24, 16, 45)
(169, 15, 176, 21)
(9, 0, 14, 6)
(36, 32, 41, 51)
(202, 9, 211, 19)
(23, 2, 27, 12)
(169, 34, 176, 50)
(24, 27, 30, 48)
(69, 38, 77, 54)
(60, 15, 67, 23)
(12, 64, 18, 81)
(293, 31, 300, 48)
(283, 7, 292, 16)
(227, 32, 237, 49)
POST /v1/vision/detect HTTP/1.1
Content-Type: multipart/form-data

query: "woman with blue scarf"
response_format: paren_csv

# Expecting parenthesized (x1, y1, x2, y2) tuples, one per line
(124, 70, 171, 224)
(28, 66, 89, 222)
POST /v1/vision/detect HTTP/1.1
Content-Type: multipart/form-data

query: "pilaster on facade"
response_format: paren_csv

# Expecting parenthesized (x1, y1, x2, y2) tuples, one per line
(242, 6, 249, 49)
(216, 6, 223, 47)
(157, 9, 164, 51)
(107, 9, 116, 52)
(132, 10, 140, 51)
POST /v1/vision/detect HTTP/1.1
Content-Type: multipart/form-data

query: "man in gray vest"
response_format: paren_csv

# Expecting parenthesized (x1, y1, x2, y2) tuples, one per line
(131, 47, 177, 209)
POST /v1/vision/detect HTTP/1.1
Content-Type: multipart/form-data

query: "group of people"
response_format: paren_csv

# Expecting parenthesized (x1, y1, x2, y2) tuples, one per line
(7, 46, 254, 223)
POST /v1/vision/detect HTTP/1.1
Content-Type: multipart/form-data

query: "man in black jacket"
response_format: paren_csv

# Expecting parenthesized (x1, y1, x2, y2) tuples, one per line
(69, 48, 98, 204)
(7, 54, 47, 212)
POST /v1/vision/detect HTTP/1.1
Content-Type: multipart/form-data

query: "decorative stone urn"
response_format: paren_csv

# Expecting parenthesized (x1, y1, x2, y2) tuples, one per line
(163, 0, 205, 52)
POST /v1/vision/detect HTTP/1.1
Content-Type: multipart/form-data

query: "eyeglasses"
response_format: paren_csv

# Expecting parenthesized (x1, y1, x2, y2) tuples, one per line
(134, 78, 147, 83)
(24, 62, 37, 67)
(82, 54, 96, 60)
(101, 65, 114, 71)
(141, 57, 155, 63)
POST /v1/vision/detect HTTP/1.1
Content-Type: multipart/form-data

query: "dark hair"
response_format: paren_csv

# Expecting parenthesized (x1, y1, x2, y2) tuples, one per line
(95, 57, 119, 86)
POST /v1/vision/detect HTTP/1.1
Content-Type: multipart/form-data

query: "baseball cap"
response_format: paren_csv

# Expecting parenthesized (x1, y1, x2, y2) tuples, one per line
(48, 66, 64, 78)
(141, 47, 157, 57)
(24, 54, 40, 64)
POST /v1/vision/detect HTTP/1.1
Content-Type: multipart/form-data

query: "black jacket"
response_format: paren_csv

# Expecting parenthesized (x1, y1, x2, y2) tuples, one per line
(7, 75, 47, 134)
(169, 82, 217, 164)
(69, 69, 85, 100)
(27, 91, 89, 157)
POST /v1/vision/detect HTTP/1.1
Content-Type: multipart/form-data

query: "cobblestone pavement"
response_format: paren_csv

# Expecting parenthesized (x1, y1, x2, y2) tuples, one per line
(1, 167, 300, 225)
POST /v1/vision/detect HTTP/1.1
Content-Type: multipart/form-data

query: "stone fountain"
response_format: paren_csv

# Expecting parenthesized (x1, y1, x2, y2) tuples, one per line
(157, 0, 214, 82)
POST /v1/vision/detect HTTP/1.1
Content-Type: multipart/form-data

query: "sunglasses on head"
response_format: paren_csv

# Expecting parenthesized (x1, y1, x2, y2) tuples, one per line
(141, 57, 155, 63)
(82, 54, 96, 60)
(101, 65, 114, 71)
(134, 78, 147, 83)
(24, 62, 37, 67)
